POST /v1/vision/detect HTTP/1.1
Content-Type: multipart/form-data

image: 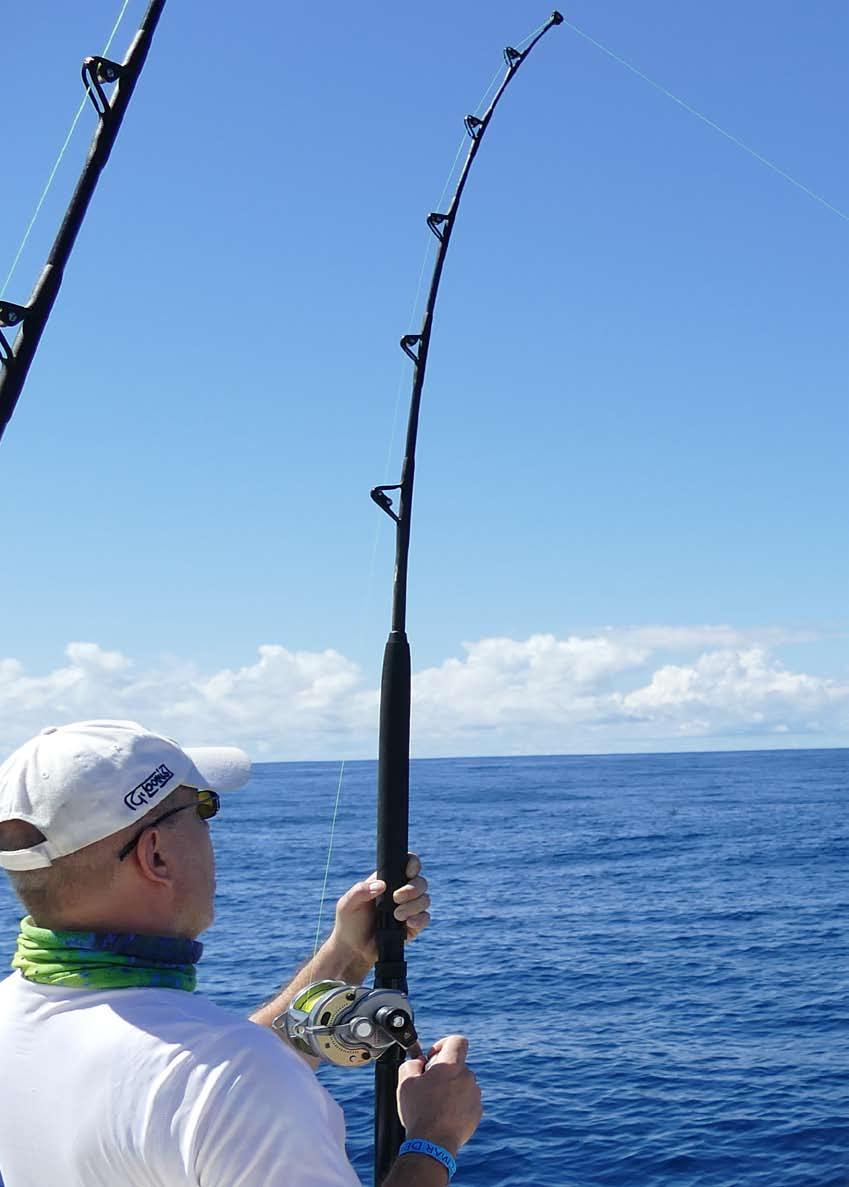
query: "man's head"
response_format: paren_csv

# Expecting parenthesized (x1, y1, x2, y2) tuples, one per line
(0, 721, 251, 937)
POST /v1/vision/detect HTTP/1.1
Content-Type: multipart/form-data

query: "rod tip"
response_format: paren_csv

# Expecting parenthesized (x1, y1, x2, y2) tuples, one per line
(551, 10, 564, 24)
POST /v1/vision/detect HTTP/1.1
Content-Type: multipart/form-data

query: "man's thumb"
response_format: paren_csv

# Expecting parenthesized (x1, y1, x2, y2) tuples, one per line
(426, 1035, 468, 1067)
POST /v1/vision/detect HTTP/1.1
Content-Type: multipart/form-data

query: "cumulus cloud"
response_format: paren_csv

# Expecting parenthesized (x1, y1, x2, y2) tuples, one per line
(0, 629, 845, 759)
(618, 647, 843, 735)
(410, 631, 848, 753)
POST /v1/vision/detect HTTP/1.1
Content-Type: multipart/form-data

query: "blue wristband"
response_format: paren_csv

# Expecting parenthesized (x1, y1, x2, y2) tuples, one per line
(399, 1139, 457, 1181)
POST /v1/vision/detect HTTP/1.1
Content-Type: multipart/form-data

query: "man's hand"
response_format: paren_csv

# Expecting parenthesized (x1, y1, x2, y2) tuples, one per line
(396, 1036, 483, 1157)
(251, 853, 431, 1063)
(332, 853, 431, 965)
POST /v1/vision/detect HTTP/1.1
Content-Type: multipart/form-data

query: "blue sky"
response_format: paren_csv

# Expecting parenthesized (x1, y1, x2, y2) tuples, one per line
(0, 1, 846, 758)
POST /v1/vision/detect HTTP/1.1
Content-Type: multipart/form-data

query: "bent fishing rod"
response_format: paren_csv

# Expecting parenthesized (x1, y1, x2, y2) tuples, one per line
(274, 14, 562, 1183)
(370, 12, 563, 1184)
(0, 1, 166, 446)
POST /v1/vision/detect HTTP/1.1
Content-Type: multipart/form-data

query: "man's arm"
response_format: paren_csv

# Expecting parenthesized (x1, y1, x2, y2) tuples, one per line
(248, 932, 371, 1037)
(382, 1155, 454, 1187)
(250, 856, 430, 1065)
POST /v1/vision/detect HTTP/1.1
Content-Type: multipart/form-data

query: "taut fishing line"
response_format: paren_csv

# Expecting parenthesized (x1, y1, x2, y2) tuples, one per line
(565, 17, 849, 223)
(0, 0, 134, 300)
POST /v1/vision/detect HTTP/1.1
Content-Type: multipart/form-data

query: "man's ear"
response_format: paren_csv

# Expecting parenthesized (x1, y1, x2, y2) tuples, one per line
(133, 829, 173, 886)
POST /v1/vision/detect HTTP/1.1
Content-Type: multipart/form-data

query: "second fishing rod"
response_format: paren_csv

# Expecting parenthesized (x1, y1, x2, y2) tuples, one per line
(0, 0, 166, 446)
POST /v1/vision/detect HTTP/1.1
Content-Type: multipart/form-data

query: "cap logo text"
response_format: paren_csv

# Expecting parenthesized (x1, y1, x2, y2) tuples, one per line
(124, 764, 175, 811)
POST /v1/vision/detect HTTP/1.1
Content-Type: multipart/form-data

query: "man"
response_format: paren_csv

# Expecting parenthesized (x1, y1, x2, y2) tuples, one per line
(0, 719, 481, 1186)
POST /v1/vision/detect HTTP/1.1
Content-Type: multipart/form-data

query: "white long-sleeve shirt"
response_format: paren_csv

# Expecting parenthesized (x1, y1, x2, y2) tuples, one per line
(0, 972, 362, 1186)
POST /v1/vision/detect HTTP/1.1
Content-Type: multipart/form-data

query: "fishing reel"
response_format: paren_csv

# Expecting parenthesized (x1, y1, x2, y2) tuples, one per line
(274, 980, 417, 1067)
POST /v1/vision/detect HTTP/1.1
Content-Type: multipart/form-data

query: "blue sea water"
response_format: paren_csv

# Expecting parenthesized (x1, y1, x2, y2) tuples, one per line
(1, 749, 847, 1185)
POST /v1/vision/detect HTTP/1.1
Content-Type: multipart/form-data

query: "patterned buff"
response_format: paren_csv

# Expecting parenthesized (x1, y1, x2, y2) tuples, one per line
(12, 915, 202, 992)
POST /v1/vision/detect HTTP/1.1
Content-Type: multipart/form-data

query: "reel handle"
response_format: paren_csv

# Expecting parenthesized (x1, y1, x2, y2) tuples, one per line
(375, 1005, 418, 1051)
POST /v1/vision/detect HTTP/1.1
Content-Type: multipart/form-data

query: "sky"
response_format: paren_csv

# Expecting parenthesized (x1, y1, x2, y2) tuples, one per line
(0, 1, 846, 760)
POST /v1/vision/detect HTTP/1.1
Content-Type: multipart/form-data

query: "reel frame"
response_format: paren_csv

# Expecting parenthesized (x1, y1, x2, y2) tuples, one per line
(273, 980, 418, 1068)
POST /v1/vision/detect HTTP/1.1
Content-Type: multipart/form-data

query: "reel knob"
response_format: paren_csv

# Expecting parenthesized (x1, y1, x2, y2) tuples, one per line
(375, 1005, 418, 1050)
(350, 1017, 376, 1041)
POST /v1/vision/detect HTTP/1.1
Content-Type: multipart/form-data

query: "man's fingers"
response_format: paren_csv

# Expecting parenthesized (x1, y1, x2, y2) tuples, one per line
(353, 855, 425, 925)
(392, 872, 430, 927)
(394, 875, 430, 926)
(362, 855, 422, 897)
(394, 892, 431, 923)
(403, 911, 431, 938)
(426, 1035, 469, 1066)
(398, 1057, 425, 1082)
(393, 874, 427, 904)
(340, 878, 385, 909)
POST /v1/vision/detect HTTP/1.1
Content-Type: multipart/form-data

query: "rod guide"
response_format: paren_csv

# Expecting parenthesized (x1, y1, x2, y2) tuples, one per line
(0, 303, 27, 329)
(82, 56, 126, 118)
(400, 333, 422, 363)
(427, 212, 451, 241)
(464, 114, 484, 139)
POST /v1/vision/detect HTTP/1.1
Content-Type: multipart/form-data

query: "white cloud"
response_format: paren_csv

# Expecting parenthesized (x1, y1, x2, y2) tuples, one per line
(617, 646, 845, 739)
(0, 629, 846, 760)
(410, 631, 848, 752)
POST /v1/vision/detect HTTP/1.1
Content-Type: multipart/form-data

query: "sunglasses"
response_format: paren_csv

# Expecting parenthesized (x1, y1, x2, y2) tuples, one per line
(117, 789, 220, 862)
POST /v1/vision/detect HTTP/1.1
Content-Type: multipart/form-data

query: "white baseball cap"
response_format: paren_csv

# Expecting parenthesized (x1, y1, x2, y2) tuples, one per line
(0, 720, 252, 871)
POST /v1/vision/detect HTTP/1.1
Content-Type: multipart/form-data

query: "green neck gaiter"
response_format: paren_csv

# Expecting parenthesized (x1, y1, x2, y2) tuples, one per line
(12, 915, 202, 992)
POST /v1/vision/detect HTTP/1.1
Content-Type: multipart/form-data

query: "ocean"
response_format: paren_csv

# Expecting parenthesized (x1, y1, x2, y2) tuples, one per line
(1, 749, 847, 1185)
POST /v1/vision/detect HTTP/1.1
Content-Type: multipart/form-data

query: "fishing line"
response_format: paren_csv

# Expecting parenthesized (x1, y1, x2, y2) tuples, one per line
(309, 13, 553, 958)
(436, 19, 548, 212)
(311, 759, 349, 960)
(565, 18, 849, 223)
(0, 0, 133, 300)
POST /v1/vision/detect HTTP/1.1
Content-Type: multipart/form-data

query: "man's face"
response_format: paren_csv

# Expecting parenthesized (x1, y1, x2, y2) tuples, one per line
(166, 786, 217, 938)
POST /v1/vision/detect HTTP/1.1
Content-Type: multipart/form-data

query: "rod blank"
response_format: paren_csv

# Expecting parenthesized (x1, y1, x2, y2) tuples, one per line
(371, 12, 563, 1185)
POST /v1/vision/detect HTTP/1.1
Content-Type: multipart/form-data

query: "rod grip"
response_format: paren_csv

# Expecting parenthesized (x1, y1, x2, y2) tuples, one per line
(374, 629, 411, 1184)
(375, 629, 411, 976)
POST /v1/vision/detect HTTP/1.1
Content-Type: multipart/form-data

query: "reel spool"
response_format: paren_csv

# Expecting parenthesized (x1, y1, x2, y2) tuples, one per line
(274, 980, 417, 1067)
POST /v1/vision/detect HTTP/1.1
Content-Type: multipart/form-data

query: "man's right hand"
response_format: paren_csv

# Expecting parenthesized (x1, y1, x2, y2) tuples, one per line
(396, 1035, 483, 1157)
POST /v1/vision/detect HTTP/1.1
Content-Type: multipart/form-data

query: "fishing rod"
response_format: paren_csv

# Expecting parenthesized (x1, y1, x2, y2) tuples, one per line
(370, 12, 563, 1183)
(243, 7, 561, 1179)
(0, 1, 166, 445)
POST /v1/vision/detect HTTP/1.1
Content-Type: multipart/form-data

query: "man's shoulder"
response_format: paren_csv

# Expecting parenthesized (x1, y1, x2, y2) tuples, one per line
(0, 970, 23, 996)
(0, 973, 303, 1081)
(0, 977, 359, 1186)
(108, 986, 300, 1064)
